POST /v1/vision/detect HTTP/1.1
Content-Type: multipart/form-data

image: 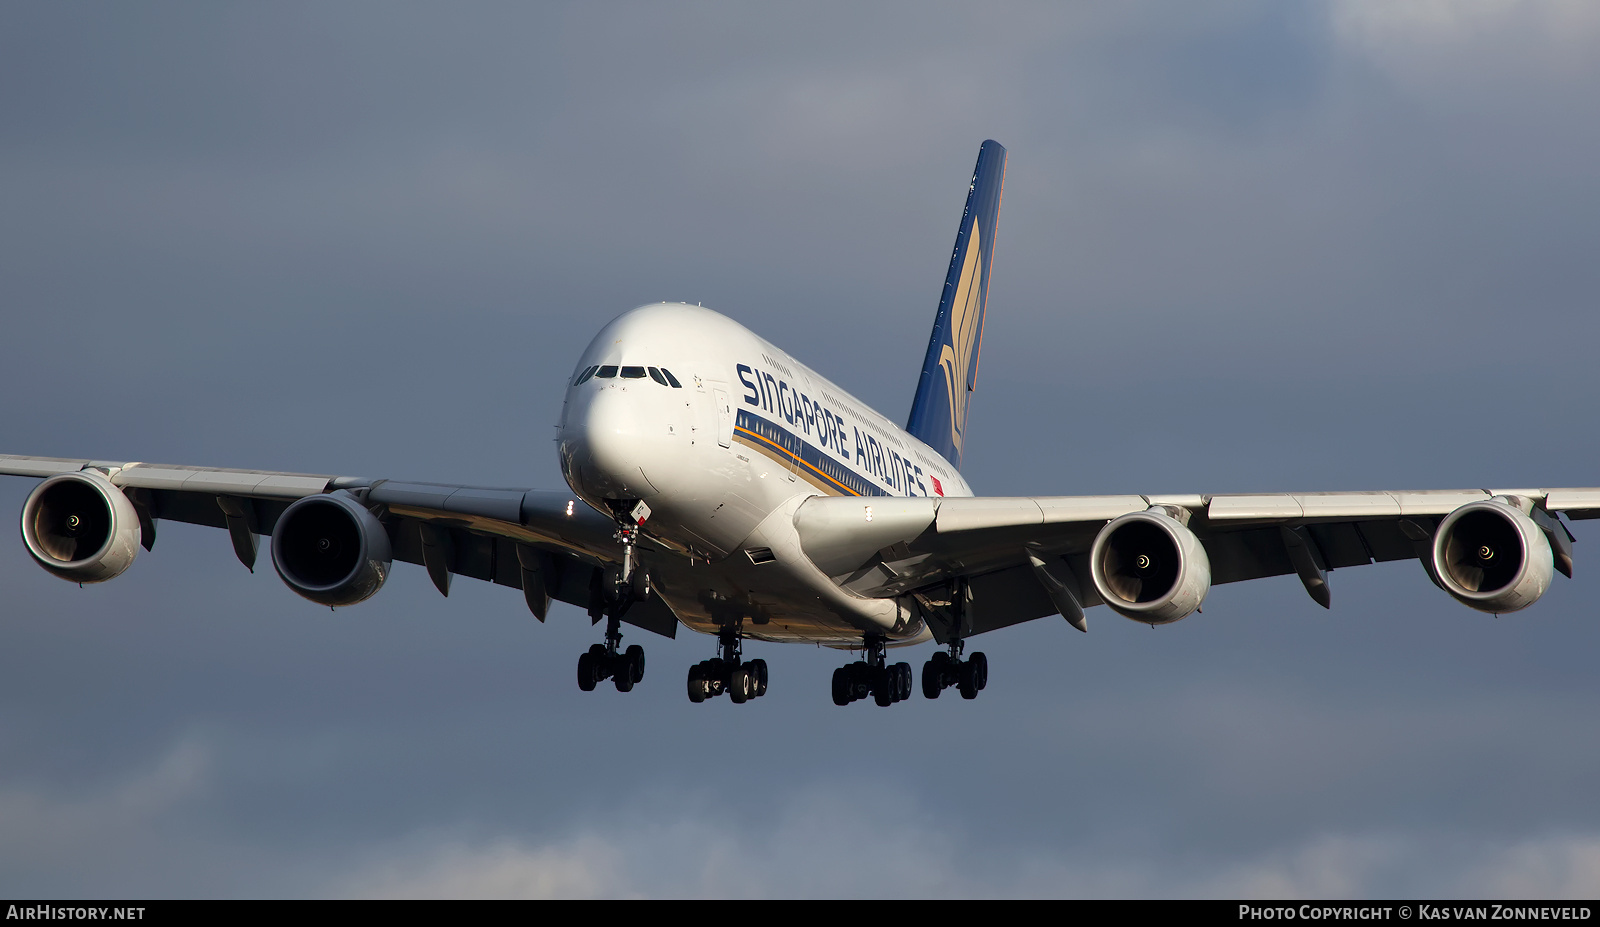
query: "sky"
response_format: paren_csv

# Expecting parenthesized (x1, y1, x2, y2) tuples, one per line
(3, 0, 1600, 898)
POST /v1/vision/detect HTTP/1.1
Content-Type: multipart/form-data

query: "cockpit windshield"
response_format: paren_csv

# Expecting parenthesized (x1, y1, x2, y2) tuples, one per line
(580, 364, 680, 387)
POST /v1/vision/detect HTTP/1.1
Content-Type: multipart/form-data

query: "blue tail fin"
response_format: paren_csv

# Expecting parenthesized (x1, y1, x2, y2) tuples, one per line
(906, 140, 1006, 471)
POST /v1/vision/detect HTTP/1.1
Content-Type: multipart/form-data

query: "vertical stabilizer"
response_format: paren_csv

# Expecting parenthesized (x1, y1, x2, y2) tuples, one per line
(905, 140, 1006, 471)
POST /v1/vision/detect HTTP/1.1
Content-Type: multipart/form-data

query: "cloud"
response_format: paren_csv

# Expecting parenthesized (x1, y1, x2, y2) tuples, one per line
(1331, 0, 1600, 79)
(1468, 835, 1600, 899)
(333, 785, 1600, 899)
(0, 740, 212, 893)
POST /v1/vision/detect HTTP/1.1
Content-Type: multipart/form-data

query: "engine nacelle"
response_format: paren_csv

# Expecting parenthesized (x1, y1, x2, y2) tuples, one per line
(1089, 507, 1211, 625)
(270, 492, 392, 607)
(20, 471, 142, 583)
(1432, 497, 1553, 613)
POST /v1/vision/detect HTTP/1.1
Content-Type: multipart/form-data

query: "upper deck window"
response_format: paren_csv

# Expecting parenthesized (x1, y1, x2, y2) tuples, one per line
(575, 365, 599, 385)
(594, 365, 618, 379)
(620, 366, 647, 379)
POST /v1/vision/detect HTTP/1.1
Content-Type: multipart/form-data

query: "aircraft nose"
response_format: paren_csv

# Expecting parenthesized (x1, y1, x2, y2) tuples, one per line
(561, 386, 662, 502)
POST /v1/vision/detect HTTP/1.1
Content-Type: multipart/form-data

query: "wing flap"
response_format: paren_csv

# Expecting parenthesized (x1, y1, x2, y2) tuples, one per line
(1207, 494, 1302, 520)
(113, 464, 334, 498)
(0, 455, 93, 477)
(1545, 488, 1600, 518)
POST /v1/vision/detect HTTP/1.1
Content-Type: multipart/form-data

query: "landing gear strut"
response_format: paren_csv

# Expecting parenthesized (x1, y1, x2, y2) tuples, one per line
(687, 628, 768, 704)
(832, 635, 913, 707)
(577, 500, 652, 693)
(920, 579, 987, 700)
(921, 639, 987, 700)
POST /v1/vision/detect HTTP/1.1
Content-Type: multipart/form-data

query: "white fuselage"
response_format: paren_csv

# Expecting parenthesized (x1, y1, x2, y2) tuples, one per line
(557, 303, 972, 645)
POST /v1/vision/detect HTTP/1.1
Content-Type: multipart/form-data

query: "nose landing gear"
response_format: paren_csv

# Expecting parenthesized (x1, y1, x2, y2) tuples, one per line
(688, 629, 768, 703)
(831, 635, 913, 707)
(577, 501, 652, 694)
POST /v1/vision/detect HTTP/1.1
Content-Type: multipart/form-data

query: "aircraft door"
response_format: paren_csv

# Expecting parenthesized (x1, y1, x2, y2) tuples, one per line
(712, 386, 734, 448)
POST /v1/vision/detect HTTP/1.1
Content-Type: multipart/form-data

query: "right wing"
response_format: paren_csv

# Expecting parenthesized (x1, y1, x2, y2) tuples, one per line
(0, 455, 679, 638)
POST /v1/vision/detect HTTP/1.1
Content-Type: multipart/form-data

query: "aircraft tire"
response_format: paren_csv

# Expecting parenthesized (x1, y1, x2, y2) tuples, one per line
(750, 658, 768, 697)
(625, 644, 646, 683)
(970, 652, 988, 691)
(850, 663, 872, 702)
(577, 652, 599, 692)
(729, 667, 751, 704)
(922, 660, 942, 699)
(873, 667, 895, 707)
(831, 667, 851, 706)
(687, 665, 707, 703)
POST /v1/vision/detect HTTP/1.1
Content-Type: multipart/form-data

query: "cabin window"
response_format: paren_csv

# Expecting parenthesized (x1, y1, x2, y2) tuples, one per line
(647, 367, 669, 386)
(595, 365, 618, 379)
(621, 366, 647, 379)
(659, 368, 683, 388)
(575, 365, 599, 385)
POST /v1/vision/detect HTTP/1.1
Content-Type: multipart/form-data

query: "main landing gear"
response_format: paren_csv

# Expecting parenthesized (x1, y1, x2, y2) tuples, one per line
(832, 635, 914, 707)
(922, 639, 987, 700)
(578, 618, 646, 692)
(688, 629, 768, 703)
(577, 501, 651, 694)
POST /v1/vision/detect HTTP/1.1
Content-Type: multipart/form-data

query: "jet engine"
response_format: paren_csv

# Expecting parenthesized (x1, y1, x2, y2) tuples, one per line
(1431, 497, 1553, 613)
(270, 492, 392, 607)
(1089, 507, 1211, 625)
(20, 470, 142, 583)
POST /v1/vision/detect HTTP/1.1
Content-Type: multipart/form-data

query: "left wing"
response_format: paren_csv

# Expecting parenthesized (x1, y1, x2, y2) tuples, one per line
(0, 455, 679, 638)
(794, 489, 1600, 641)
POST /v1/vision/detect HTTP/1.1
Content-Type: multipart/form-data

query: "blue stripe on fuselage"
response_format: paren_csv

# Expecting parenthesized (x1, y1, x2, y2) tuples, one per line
(736, 409, 933, 498)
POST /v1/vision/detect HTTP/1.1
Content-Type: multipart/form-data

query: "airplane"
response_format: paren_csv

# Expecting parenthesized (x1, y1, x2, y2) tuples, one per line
(6, 139, 1599, 708)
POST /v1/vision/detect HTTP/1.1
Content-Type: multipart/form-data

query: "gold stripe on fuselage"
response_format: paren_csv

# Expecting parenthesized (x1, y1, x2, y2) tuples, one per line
(733, 425, 856, 497)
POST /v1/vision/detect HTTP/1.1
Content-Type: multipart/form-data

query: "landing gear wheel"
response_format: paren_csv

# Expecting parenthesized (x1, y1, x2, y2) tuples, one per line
(922, 659, 942, 699)
(850, 663, 872, 702)
(614, 660, 634, 692)
(750, 658, 768, 697)
(958, 661, 978, 700)
(873, 666, 895, 707)
(625, 644, 646, 684)
(577, 651, 599, 692)
(894, 662, 912, 702)
(831, 666, 851, 706)
(970, 651, 988, 691)
(729, 666, 752, 704)
(687, 664, 707, 703)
